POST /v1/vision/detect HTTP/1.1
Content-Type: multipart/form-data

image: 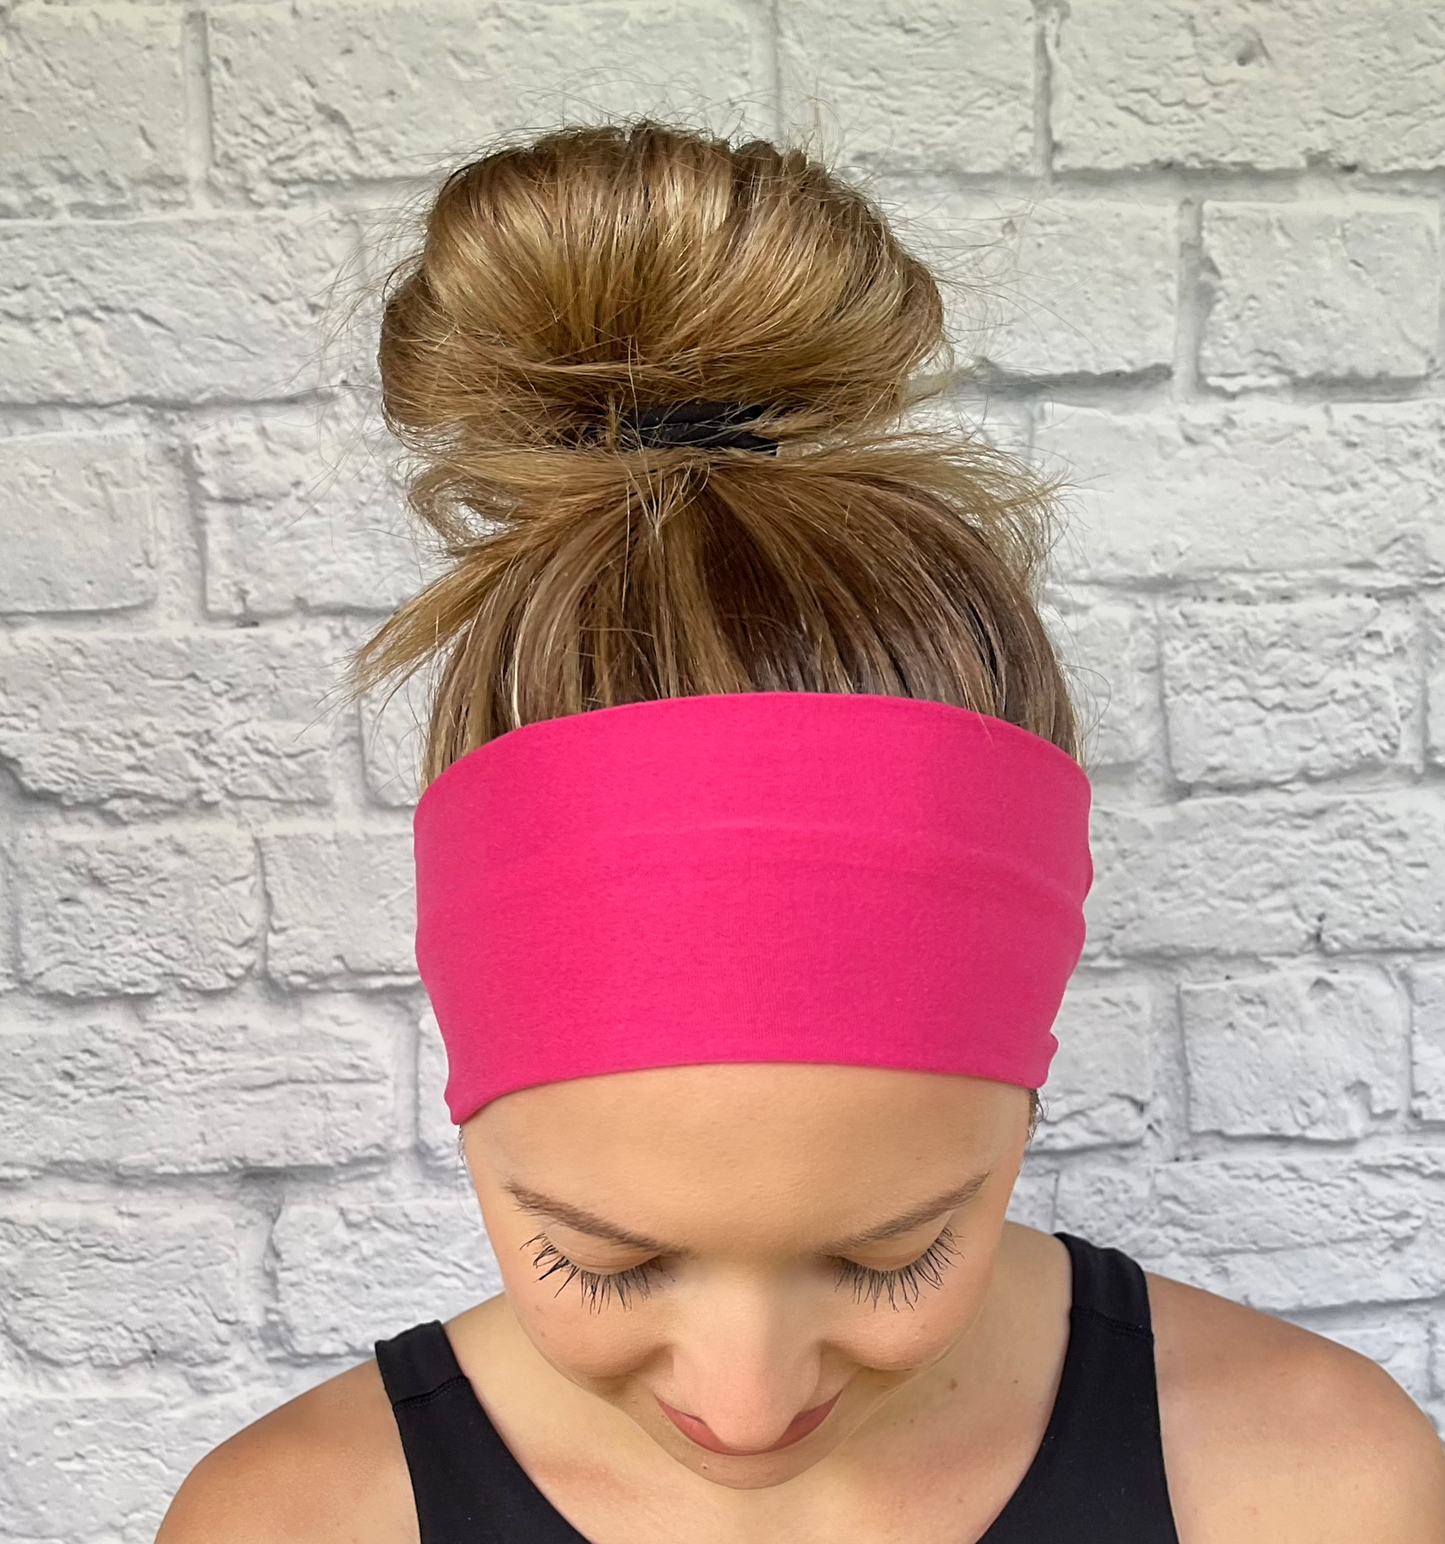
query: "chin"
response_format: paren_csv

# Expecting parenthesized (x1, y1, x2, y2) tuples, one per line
(657, 1434, 841, 1490)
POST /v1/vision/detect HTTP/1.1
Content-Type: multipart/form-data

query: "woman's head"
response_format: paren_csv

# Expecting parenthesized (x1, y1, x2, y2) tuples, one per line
(353, 118, 1086, 1484)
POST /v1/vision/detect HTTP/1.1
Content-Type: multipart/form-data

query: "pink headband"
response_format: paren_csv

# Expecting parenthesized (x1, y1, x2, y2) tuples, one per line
(414, 692, 1094, 1125)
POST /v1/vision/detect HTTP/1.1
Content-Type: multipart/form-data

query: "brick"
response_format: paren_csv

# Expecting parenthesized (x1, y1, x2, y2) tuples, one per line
(1427, 593, 1445, 769)
(0, 1203, 240, 1369)
(1056, 600, 1157, 773)
(1183, 968, 1405, 1140)
(1035, 981, 1154, 1150)
(1088, 798, 1318, 958)
(359, 668, 433, 808)
(0, 212, 355, 405)
(1056, 1156, 1445, 1311)
(0, 629, 341, 810)
(17, 828, 260, 996)
(983, 201, 1177, 377)
(0, 433, 156, 613)
(0, 1390, 255, 1542)
(1201, 205, 1439, 386)
(211, 0, 766, 187)
(779, 0, 1035, 175)
(1312, 794, 1445, 953)
(907, 392, 1034, 460)
(1409, 962, 1445, 1122)
(417, 1007, 458, 1167)
(1089, 790, 1445, 959)
(0, 3, 188, 217)
(192, 409, 426, 619)
(0, 995, 399, 1175)
(1162, 596, 1416, 787)
(1051, 0, 1445, 173)
(1034, 403, 1445, 582)
(0, 859, 13, 995)
(1005, 1168, 1058, 1232)
(261, 830, 416, 985)
(271, 1200, 499, 1356)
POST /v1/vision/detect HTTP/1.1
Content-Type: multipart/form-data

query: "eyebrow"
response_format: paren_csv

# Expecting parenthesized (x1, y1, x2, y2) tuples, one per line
(502, 1171, 992, 1257)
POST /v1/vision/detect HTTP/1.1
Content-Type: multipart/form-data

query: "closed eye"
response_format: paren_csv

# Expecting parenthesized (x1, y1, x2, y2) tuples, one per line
(833, 1226, 959, 1309)
(522, 1226, 960, 1313)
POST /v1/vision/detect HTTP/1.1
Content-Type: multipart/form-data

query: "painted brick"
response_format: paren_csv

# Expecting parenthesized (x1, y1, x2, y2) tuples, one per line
(1034, 403, 1445, 582)
(1056, 600, 1158, 773)
(0, 433, 156, 614)
(0, 212, 355, 404)
(1183, 967, 1406, 1140)
(1312, 794, 1445, 953)
(779, 0, 1035, 175)
(0, 3, 188, 217)
(1427, 593, 1445, 770)
(1409, 962, 1445, 1123)
(1089, 790, 1445, 960)
(271, 1199, 500, 1356)
(1201, 204, 1439, 387)
(1056, 1156, 1445, 1312)
(211, 0, 766, 188)
(0, 858, 14, 996)
(359, 668, 432, 808)
(0, 995, 399, 1175)
(983, 201, 1177, 377)
(1034, 981, 1154, 1150)
(192, 409, 427, 619)
(1088, 798, 1320, 959)
(0, 1203, 241, 1369)
(1005, 1169, 1058, 1233)
(417, 1007, 458, 1167)
(261, 830, 417, 985)
(0, 629, 341, 810)
(1162, 595, 1416, 787)
(0, 1391, 254, 1543)
(1051, 0, 1445, 173)
(908, 392, 1034, 462)
(16, 828, 260, 997)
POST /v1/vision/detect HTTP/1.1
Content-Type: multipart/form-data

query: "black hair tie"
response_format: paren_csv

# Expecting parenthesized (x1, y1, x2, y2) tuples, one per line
(618, 401, 778, 455)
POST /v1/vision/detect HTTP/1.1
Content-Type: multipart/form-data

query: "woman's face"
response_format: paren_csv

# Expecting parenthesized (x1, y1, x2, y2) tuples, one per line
(462, 1063, 1030, 1490)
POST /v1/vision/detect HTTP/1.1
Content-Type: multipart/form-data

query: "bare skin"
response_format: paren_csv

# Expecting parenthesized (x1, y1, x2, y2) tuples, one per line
(156, 1065, 1445, 1544)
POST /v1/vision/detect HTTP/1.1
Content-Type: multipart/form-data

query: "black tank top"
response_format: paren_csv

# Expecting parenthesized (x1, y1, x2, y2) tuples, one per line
(374, 1232, 1180, 1542)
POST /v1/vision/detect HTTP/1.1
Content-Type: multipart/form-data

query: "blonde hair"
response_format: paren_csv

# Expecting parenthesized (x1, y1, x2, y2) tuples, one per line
(351, 119, 1083, 805)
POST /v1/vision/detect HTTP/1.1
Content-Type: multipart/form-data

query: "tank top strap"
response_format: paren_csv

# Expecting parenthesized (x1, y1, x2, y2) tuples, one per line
(375, 1321, 589, 1544)
(979, 1232, 1180, 1543)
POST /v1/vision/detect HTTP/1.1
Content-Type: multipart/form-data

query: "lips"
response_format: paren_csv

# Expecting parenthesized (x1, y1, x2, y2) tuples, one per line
(656, 1390, 842, 1455)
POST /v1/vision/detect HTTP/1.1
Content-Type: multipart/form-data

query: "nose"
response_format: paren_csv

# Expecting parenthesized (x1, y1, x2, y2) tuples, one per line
(661, 1289, 830, 1454)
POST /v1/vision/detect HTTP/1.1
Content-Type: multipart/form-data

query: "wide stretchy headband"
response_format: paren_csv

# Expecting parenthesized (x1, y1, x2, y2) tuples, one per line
(414, 691, 1095, 1125)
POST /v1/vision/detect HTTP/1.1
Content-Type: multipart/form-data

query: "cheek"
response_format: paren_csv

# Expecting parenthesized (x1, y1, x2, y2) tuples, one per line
(833, 1291, 977, 1373)
(833, 1246, 996, 1373)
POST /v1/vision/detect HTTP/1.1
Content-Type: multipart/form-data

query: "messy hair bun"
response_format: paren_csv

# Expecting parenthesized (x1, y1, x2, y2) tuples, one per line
(353, 119, 1082, 787)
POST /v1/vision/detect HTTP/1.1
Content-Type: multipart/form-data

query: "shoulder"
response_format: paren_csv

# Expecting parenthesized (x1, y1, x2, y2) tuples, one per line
(155, 1357, 416, 1544)
(1148, 1270, 1445, 1544)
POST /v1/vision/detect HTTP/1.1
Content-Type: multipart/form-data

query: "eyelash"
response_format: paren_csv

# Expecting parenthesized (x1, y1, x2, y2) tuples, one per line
(526, 1234, 663, 1311)
(838, 1226, 960, 1309)
(523, 1226, 960, 1314)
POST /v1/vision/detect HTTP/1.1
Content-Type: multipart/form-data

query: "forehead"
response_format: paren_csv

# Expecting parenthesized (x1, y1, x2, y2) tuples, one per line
(465, 1063, 1026, 1246)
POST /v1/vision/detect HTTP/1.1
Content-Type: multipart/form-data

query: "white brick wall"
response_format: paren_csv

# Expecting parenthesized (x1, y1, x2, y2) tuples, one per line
(3, 2, 1444, 1536)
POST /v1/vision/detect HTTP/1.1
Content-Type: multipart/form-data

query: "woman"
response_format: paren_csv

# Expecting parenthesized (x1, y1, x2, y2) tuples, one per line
(157, 121, 1445, 1544)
